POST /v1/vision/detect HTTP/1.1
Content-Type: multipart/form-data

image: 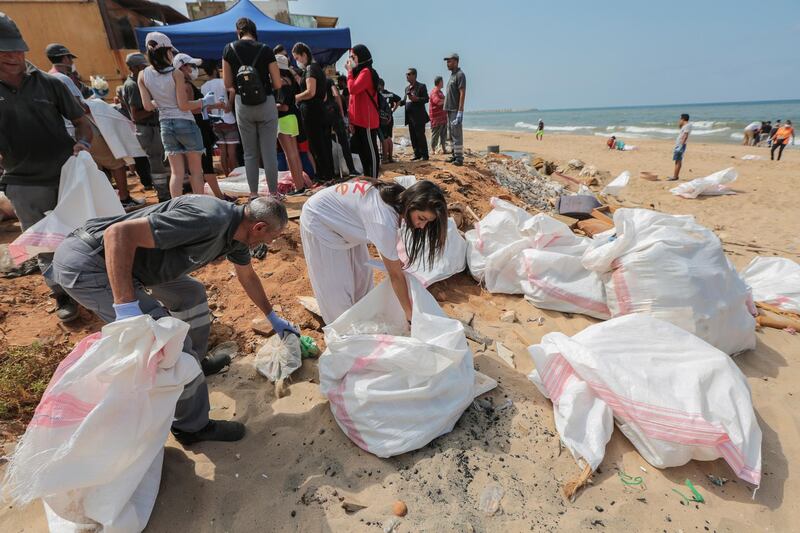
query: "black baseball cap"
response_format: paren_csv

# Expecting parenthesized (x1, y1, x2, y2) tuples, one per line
(45, 43, 77, 59)
(0, 12, 28, 52)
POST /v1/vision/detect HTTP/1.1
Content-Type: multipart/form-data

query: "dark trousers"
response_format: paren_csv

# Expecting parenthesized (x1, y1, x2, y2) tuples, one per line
(300, 101, 334, 182)
(332, 117, 357, 175)
(408, 120, 429, 159)
(351, 126, 380, 178)
(771, 142, 786, 161)
(133, 156, 153, 188)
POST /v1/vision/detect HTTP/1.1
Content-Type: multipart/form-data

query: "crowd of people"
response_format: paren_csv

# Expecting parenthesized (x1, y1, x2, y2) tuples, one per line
(0, 12, 459, 444)
(742, 120, 795, 160)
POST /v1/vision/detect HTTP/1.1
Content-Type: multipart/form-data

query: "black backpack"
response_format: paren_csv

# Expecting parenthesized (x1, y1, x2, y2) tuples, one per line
(230, 42, 267, 105)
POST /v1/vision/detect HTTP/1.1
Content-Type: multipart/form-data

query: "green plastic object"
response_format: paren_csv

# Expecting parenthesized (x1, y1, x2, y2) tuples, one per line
(618, 471, 644, 486)
(672, 479, 705, 504)
(300, 335, 320, 358)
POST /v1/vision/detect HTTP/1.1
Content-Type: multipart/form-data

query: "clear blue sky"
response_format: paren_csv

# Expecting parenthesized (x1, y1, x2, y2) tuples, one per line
(290, 0, 799, 111)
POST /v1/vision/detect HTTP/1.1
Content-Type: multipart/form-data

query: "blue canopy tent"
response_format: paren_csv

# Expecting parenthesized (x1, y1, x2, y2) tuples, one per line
(134, 0, 351, 65)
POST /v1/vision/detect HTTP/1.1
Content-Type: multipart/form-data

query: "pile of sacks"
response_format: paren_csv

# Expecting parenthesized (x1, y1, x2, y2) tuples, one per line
(466, 198, 756, 355)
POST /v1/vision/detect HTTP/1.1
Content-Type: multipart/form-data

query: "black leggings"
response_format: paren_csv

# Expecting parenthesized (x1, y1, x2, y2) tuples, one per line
(351, 126, 380, 178)
(300, 101, 334, 182)
(771, 141, 786, 161)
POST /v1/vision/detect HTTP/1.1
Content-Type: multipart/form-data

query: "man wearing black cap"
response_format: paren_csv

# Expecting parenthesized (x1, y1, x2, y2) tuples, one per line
(45, 42, 92, 99)
(0, 12, 93, 322)
(444, 53, 466, 166)
(121, 52, 170, 202)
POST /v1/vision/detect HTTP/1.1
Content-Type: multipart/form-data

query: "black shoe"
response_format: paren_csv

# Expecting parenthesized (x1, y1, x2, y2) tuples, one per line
(55, 294, 79, 323)
(411, 156, 422, 161)
(287, 187, 307, 197)
(453, 159, 464, 166)
(446, 156, 456, 163)
(172, 420, 245, 446)
(421, 156, 429, 161)
(121, 196, 145, 209)
(201, 352, 231, 376)
(142, 184, 154, 191)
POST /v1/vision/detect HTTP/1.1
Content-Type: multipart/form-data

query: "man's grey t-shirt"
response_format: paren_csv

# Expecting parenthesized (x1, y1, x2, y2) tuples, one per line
(81, 195, 251, 286)
(0, 71, 84, 186)
(444, 68, 466, 111)
(120, 75, 158, 126)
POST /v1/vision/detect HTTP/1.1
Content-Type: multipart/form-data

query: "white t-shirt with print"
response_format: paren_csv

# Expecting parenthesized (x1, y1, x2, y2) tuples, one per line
(200, 78, 236, 124)
(675, 123, 692, 148)
(301, 180, 400, 260)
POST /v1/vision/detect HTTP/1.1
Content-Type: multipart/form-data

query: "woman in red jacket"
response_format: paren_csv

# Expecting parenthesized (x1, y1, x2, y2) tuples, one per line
(346, 44, 381, 178)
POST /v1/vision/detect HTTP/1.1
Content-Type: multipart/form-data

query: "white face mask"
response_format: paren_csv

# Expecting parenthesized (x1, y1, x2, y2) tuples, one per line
(189, 66, 198, 80)
(295, 58, 306, 69)
(55, 63, 77, 73)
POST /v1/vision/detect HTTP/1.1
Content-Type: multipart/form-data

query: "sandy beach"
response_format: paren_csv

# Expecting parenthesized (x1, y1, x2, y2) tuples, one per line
(1, 131, 799, 532)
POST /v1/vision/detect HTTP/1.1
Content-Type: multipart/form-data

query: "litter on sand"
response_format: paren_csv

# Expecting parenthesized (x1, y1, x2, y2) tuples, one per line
(740, 256, 800, 313)
(601, 171, 630, 196)
(670, 167, 738, 198)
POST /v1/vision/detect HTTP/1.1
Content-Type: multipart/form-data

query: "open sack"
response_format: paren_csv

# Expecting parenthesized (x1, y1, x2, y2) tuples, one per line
(465, 198, 610, 319)
(2, 316, 201, 532)
(9, 152, 124, 265)
(740, 256, 800, 313)
(319, 273, 496, 458)
(528, 313, 762, 488)
(209, 166, 313, 196)
(399, 217, 467, 287)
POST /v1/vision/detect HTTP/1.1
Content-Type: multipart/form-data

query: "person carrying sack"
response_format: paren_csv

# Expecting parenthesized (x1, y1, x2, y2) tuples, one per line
(222, 17, 282, 198)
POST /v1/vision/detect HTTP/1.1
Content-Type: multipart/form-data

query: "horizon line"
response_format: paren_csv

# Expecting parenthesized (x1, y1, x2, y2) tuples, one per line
(468, 98, 800, 114)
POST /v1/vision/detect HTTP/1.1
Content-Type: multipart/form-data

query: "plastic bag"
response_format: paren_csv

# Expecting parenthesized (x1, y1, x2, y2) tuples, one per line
(670, 167, 737, 198)
(528, 313, 761, 484)
(2, 315, 201, 532)
(254, 332, 302, 382)
(85, 99, 145, 160)
(582, 208, 755, 355)
(212, 166, 312, 196)
(399, 217, 467, 286)
(740, 256, 800, 313)
(319, 273, 496, 458)
(602, 170, 630, 196)
(8, 152, 124, 265)
(393, 175, 417, 189)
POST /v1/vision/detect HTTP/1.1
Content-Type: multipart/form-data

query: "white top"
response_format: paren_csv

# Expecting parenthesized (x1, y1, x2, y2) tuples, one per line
(301, 181, 400, 260)
(675, 123, 692, 147)
(745, 121, 761, 131)
(200, 78, 235, 124)
(141, 66, 193, 122)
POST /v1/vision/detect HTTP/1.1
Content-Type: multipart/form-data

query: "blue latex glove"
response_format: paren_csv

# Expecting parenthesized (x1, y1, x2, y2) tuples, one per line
(113, 300, 143, 321)
(267, 310, 300, 337)
(201, 92, 216, 107)
(451, 111, 463, 126)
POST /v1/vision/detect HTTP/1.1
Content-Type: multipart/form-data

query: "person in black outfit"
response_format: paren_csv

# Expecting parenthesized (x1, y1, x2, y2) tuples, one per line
(292, 42, 334, 184)
(401, 68, 430, 160)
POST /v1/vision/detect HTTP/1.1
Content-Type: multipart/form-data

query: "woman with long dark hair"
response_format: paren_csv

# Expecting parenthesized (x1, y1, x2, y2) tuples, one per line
(292, 42, 334, 184)
(299, 179, 448, 324)
(346, 44, 381, 178)
(137, 33, 221, 198)
(274, 53, 306, 195)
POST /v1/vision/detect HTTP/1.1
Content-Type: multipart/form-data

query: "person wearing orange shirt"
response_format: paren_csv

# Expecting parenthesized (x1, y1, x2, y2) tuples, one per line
(771, 120, 794, 161)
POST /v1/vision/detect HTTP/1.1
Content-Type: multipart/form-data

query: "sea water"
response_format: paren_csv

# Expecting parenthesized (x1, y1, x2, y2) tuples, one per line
(448, 99, 800, 145)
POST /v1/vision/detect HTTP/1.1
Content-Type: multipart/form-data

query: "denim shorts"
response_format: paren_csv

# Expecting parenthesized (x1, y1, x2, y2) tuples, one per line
(160, 118, 204, 155)
(673, 144, 687, 161)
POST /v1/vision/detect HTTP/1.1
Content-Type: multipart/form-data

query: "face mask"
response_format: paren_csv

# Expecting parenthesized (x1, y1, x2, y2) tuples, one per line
(55, 63, 77, 73)
(295, 59, 306, 69)
(189, 66, 198, 80)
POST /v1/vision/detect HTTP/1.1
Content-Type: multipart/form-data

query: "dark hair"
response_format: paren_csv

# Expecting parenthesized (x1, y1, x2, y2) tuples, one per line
(202, 60, 220, 77)
(236, 17, 257, 38)
(145, 43, 172, 73)
(371, 179, 448, 269)
(680, 113, 690, 121)
(377, 77, 385, 89)
(434, 75, 443, 86)
(407, 67, 417, 76)
(351, 44, 380, 95)
(292, 42, 312, 62)
(273, 43, 286, 55)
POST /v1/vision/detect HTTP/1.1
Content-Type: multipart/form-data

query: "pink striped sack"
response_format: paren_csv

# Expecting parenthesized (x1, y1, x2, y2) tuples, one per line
(465, 197, 610, 319)
(740, 256, 800, 314)
(2, 316, 201, 532)
(8, 152, 124, 266)
(529, 313, 762, 486)
(319, 274, 496, 458)
(398, 217, 467, 287)
(582, 208, 756, 355)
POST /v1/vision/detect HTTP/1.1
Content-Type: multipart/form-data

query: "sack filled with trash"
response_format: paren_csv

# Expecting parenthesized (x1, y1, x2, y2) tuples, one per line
(1, 316, 201, 532)
(740, 256, 800, 313)
(319, 273, 496, 457)
(528, 313, 762, 497)
(582, 208, 756, 354)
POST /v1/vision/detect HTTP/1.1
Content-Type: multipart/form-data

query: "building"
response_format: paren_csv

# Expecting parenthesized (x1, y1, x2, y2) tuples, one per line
(0, 0, 188, 92)
(184, 0, 339, 27)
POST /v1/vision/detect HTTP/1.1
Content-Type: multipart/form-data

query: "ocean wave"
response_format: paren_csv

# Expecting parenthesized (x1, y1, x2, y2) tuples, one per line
(730, 132, 745, 140)
(693, 121, 716, 128)
(515, 122, 595, 131)
(593, 132, 650, 140)
(691, 127, 731, 135)
(623, 126, 680, 135)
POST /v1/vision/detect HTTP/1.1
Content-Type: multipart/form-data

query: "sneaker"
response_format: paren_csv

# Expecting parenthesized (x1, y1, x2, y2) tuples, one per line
(55, 294, 80, 323)
(446, 156, 456, 163)
(665, 176, 679, 181)
(453, 159, 464, 166)
(201, 352, 231, 376)
(411, 156, 422, 161)
(250, 243, 268, 259)
(120, 196, 145, 209)
(287, 187, 307, 197)
(421, 156, 429, 161)
(171, 420, 245, 446)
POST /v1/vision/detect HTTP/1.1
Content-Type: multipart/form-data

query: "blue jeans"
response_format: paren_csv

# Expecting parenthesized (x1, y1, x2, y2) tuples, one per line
(160, 118, 204, 155)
